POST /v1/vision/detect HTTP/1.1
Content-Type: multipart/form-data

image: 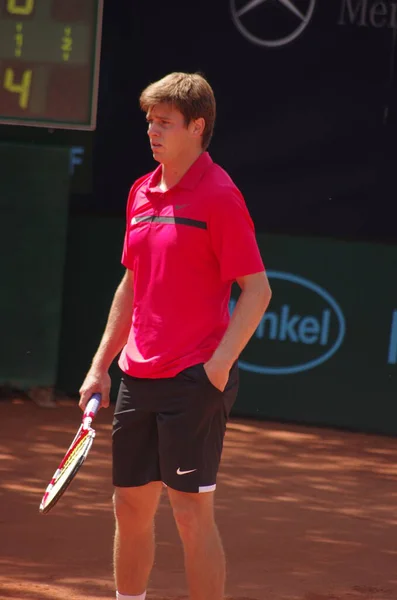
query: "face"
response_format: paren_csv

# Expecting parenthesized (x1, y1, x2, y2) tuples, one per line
(146, 103, 204, 165)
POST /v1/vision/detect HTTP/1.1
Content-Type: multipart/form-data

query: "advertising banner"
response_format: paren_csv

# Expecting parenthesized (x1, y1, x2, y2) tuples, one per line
(232, 234, 397, 434)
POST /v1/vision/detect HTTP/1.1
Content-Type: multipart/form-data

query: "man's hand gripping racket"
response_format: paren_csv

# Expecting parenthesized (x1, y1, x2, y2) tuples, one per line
(39, 393, 101, 514)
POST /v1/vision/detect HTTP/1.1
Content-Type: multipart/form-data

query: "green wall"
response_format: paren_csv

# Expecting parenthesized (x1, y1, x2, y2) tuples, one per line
(0, 143, 70, 388)
(231, 235, 397, 434)
(57, 218, 397, 435)
(56, 216, 125, 394)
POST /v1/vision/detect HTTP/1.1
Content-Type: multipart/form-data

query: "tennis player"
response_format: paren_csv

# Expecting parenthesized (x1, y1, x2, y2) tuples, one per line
(79, 72, 272, 600)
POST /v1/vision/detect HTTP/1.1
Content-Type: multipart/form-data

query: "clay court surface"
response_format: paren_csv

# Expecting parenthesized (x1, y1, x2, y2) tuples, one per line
(1, 397, 397, 600)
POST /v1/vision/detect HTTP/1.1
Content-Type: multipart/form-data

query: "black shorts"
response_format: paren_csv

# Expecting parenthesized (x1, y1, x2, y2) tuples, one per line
(112, 362, 239, 493)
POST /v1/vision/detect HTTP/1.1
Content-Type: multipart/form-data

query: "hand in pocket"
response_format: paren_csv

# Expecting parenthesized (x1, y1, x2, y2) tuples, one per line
(202, 361, 230, 392)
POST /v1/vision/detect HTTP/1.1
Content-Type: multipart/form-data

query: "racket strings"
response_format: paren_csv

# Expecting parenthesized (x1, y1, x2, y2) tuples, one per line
(56, 432, 92, 479)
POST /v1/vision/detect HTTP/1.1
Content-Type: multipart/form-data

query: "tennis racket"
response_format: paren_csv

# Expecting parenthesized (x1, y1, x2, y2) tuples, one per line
(39, 393, 101, 514)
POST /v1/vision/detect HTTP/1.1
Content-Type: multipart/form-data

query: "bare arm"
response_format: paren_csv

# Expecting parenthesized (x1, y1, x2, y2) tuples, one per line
(205, 271, 272, 391)
(79, 269, 134, 409)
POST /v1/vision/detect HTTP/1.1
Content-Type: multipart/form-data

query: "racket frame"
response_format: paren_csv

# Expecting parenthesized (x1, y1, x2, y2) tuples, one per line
(39, 394, 101, 514)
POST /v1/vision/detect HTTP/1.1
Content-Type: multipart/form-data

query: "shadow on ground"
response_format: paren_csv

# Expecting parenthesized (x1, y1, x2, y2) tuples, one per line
(1, 398, 397, 600)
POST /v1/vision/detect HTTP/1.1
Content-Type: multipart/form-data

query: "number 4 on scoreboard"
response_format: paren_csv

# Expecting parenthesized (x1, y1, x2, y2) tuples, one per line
(3, 68, 32, 109)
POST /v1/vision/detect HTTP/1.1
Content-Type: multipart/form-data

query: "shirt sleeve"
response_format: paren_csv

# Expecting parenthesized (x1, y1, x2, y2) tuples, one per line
(208, 188, 265, 283)
(121, 184, 138, 271)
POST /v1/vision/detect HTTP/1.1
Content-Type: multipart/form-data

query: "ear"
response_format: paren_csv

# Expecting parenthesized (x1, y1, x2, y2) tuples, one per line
(191, 117, 205, 138)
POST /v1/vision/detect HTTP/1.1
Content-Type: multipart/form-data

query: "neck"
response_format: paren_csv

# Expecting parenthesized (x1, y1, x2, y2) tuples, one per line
(160, 148, 203, 191)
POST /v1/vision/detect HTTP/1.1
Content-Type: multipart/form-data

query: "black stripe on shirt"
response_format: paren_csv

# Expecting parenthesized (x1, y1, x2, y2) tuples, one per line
(132, 215, 207, 230)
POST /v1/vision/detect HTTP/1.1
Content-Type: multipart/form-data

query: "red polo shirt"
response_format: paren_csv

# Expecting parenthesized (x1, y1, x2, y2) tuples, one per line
(118, 152, 265, 379)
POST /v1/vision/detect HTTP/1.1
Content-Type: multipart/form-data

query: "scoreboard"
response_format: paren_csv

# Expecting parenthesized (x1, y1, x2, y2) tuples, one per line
(0, 0, 103, 130)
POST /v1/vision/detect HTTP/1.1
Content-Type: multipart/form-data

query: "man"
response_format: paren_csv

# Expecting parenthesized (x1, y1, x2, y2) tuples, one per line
(79, 72, 272, 600)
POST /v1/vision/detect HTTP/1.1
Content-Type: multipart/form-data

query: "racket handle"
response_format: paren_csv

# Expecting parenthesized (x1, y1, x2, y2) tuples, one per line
(83, 393, 101, 428)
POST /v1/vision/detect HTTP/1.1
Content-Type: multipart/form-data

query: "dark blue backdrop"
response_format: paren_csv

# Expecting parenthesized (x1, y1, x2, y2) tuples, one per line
(2, 0, 397, 241)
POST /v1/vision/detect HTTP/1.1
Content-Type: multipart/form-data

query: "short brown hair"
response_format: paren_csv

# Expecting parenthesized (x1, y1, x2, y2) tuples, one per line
(139, 72, 216, 150)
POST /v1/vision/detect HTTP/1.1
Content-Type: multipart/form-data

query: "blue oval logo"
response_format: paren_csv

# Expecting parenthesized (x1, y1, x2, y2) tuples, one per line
(236, 271, 346, 375)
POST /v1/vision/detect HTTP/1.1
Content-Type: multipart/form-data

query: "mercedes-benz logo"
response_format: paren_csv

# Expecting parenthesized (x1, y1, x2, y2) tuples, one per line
(230, 0, 316, 48)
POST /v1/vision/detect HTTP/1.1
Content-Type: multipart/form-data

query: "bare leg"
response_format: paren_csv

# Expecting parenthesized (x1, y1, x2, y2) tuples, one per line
(168, 488, 225, 600)
(113, 482, 163, 596)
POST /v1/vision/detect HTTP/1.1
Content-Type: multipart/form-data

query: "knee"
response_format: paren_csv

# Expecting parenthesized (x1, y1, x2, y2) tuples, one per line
(113, 488, 139, 521)
(172, 498, 214, 541)
(113, 487, 156, 530)
(173, 507, 200, 540)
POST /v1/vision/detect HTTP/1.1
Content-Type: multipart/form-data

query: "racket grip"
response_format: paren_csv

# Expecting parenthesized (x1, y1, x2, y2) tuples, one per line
(83, 393, 101, 428)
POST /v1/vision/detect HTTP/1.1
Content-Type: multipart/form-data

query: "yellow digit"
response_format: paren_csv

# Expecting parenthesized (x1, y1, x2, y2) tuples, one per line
(7, 0, 34, 16)
(4, 68, 32, 109)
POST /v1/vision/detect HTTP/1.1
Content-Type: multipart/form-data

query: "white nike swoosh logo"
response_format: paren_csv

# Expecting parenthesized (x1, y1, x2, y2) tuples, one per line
(176, 468, 197, 475)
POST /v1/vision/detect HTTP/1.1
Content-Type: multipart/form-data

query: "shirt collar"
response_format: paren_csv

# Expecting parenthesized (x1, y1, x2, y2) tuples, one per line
(148, 152, 213, 193)
(177, 152, 213, 190)
(148, 164, 162, 192)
